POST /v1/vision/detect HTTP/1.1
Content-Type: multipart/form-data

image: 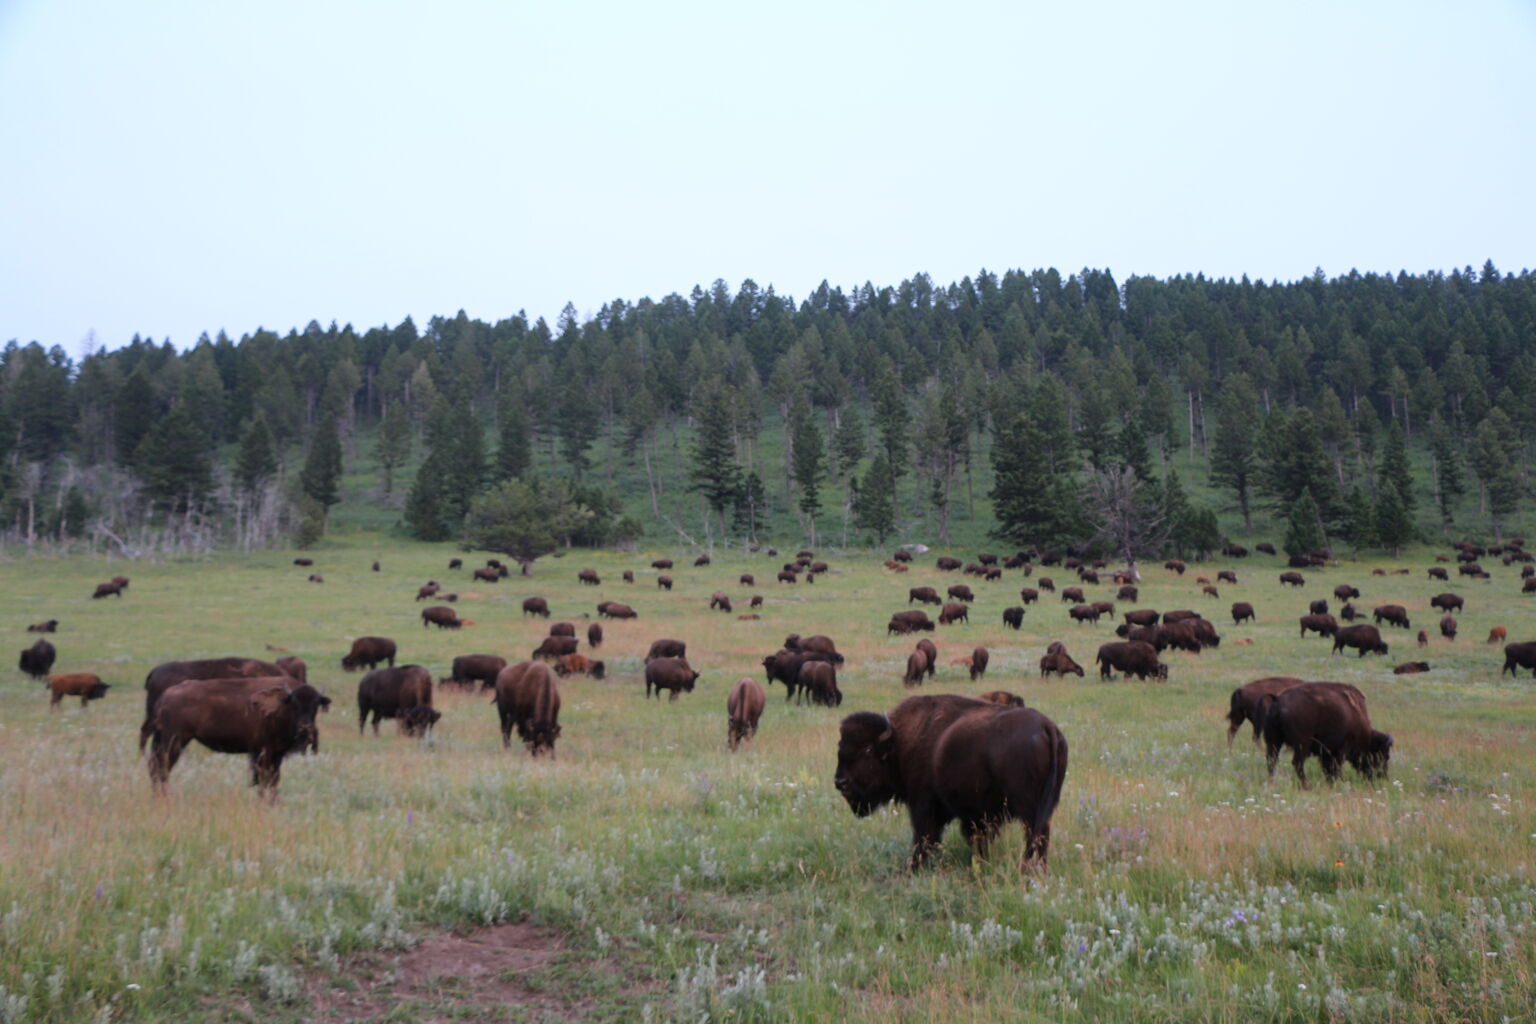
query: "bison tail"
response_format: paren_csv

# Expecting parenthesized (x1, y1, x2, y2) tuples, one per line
(1258, 694, 1283, 753)
(1226, 689, 1247, 736)
(1031, 723, 1068, 857)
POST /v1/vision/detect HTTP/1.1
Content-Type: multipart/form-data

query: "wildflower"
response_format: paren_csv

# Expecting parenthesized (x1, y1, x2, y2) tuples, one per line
(1334, 860, 1344, 868)
(1298, 983, 1307, 990)
(95, 884, 104, 900)
(126, 984, 141, 991)
(407, 810, 415, 826)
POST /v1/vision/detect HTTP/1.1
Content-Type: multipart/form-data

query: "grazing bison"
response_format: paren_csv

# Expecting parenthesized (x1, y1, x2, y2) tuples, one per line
(1002, 606, 1025, 630)
(549, 622, 576, 638)
(798, 660, 842, 706)
(1225, 676, 1304, 747)
(1039, 648, 1084, 677)
(1439, 615, 1457, 640)
(443, 654, 507, 690)
(1164, 560, 1186, 575)
(449, 558, 463, 570)
(938, 602, 969, 626)
(342, 637, 397, 672)
(709, 591, 732, 612)
(1224, 543, 1248, 558)
(416, 582, 440, 601)
(1020, 587, 1039, 604)
(1373, 604, 1411, 629)
(646, 638, 687, 662)
(1279, 572, 1305, 587)
(1068, 604, 1100, 625)
(1428, 567, 1449, 581)
(587, 622, 603, 648)
(1037, 577, 1055, 593)
(834, 695, 1068, 870)
(1217, 571, 1238, 585)
(1334, 584, 1361, 601)
(533, 635, 579, 661)
(888, 610, 935, 634)
(92, 581, 124, 599)
(785, 634, 844, 662)
(26, 620, 58, 633)
(909, 587, 941, 606)
(936, 557, 962, 571)
(652, 559, 674, 570)
(977, 690, 1024, 707)
(1161, 609, 1199, 624)
(1333, 624, 1389, 657)
(750, 595, 763, 608)
(645, 657, 699, 701)
(947, 584, 975, 603)
(776, 571, 797, 584)
(18, 639, 56, 679)
(893, 550, 913, 563)
(1061, 586, 1085, 604)
(294, 558, 313, 567)
(657, 575, 674, 590)
(977, 553, 998, 566)
(1340, 602, 1360, 621)
(1117, 585, 1139, 601)
(600, 602, 637, 619)
(554, 653, 603, 679)
(762, 649, 834, 702)
(969, 646, 989, 682)
(48, 673, 110, 709)
(1096, 641, 1166, 681)
(903, 648, 929, 686)
(147, 679, 332, 799)
(1525, 578, 1536, 594)
(740, 574, 755, 587)
(622, 570, 635, 583)
(1123, 609, 1160, 628)
(727, 678, 766, 750)
(494, 661, 561, 756)
(577, 569, 600, 585)
(1393, 661, 1430, 675)
(139, 656, 288, 752)
(1232, 602, 1256, 625)
(1256, 542, 1277, 555)
(694, 554, 711, 567)
(1299, 613, 1338, 638)
(357, 665, 435, 736)
(522, 597, 550, 617)
(421, 605, 462, 629)
(472, 568, 500, 583)
(1309, 599, 1329, 616)
(1430, 593, 1464, 613)
(1260, 682, 1391, 787)
(1202, 585, 1220, 599)
(1502, 641, 1536, 677)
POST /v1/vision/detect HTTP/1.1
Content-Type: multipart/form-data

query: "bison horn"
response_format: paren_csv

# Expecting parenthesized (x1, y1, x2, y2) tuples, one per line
(876, 725, 893, 745)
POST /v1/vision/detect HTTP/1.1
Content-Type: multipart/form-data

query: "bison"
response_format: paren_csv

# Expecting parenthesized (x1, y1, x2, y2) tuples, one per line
(26, 620, 58, 633)
(1096, 641, 1166, 681)
(275, 656, 307, 684)
(1232, 602, 1256, 625)
(1439, 615, 1457, 640)
(1037, 577, 1055, 593)
(1502, 641, 1536, 677)
(645, 657, 699, 701)
(695, 554, 712, 567)
(342, 637, 397, 672)
(48, 673, 110, 709)
(1260, 682, 1391, 787)
(587, 622, 603, 648)
(549, 622, 576, 638)
(622, 570, 635, 583)
(740, 574, 755, 587)
(1279, 572, 1305, 587)
(1117, 585, 1139, 601)
(1430, 593, 1464, 613)
(798, 660, 842, 706)
(357, 665, 435, 736)
(969, 647, 989, 682)
(1428, 567, 1449, 581)
(1123, 609, 1159, 628)
(658, 575, 675, 589)
(139, 656, 288, 752)
(938, 602, 969, 626)
(1333, 624, 1389, 657)
(421, 605, 462, 629)
(494, 660, 561, 756)
(1299, 613, 1338, 638)
(18, 639, 56, 679)
(533, 635, 579, 661)
(1340, 601, 1360, 621)
(522, 597, 550, 617)
(1393, 661, 1430, 675)
(1039, 648, 1083, 678)
(1309, 599, 1329, 615)
(1225, 676, 1303, 747)
(1373, 604, 1411, 629)
(947, 584, 975, 603)
(833, 695, 1068, 870)
(902, 648, 929, 686)
(147, 678, 331, 799)
(1020, 587, 1039, 604)
(1002, 606, 1025, 630)
(888, 610, 935, 634)
(652, 559, 674, 570)
(909, 586, 941, 606)
(1068, 604, 1100, 625)
(92, 581, 124, 599)
(416, 582, 441, 601)
(977, 690, 1024, 707)
(442, 654, 507, 690)
(1334, 584, 1361, 601)
(600, 602, 637, 619)
(646, 638, 687, 662)
(936, 557, 962, 571)
(577, 569, 600, 585)
(472, 568, 500, 583)
(449, 558, 463, 570)
(727, 678, 766, 750)
(709, 591, 732, 612)
(785, 634, 843, 662)
(776, 571, 797, 584)
(554, 653, 603, 678)
(1217, 571, 1238, 584)
(1061, 586, 1085, 604)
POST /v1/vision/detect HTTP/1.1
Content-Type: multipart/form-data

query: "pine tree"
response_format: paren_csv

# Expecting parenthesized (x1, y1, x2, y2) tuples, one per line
(853, 453, 896, 545)
(1427, 417, 1464, 532)
(493, 400, 531, 483)
(1115, 419, 1154, 484)
(1211, 374, 1260, 529)
(1374, 484, 1414, 557)
(1282, 489, 1326, 558)
(1264, 409, 1337, 523)
(1469, 410, 1522, 541)
(403, 458, 450, 541)
(114, 367, 156, 467)
(1379, 422, 1414, 513)
(134, 404, 213, 514)
(300, 412, 343, 532)
(833, 404, 867, 479)
(989, 415, 1077, 550)
(1342, 485, 1379, 555)
(688, 378, 744, 537)
(789, 396, 825, 546)
(375, 401, 412, 494)
(872, 362, 909, 481)
(234, 413, 277, 494)
(732, 470, 766, 543)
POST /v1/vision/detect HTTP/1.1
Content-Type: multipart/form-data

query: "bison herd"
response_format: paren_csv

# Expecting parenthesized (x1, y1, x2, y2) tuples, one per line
(14, 536, 1536, 876)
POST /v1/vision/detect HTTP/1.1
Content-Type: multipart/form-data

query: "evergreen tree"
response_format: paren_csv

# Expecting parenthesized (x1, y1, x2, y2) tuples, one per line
(1427, 417, 1464, 532)
(833, 404, 867, 479)
(461, 478, 564, 564)
(1469, 410, 1522, 541)
(853, 453, 896, 545)
(1341, 485, 1378, 555)
(1374, 483, 1414, 557)
(1115, 419, 1154, 484)
(1075, 382, 1114, 470)
(300, 412, 343, 532)
(688, 378, 744, 536)
(1210, 374, 1261, 530)
(555, 376, 599, 480)
(114, 367, 156, 466)
(422, 395, 486, 523)
(492, 400, 531, 483)
(789, 395, 825, 545)
(134, 404, 213, 514)
(1264, 409, 1337, 523)
(1379, 422, 1414, 513)
(234, 413, 277, 494)
(872, 362, 909, 481)
(989, 414, 1078, 550)
(374, 401, 412, 494)
(403, 459, 451, 541)
(731, 470, 767, 543)
(1282, 489, 1326, 558)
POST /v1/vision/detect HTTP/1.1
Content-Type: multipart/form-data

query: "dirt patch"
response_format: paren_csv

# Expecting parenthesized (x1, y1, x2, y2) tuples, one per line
(307, 922, 574, 1022)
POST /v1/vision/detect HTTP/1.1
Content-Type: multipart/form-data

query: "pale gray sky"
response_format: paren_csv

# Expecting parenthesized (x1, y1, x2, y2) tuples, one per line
(2, 0, 1532, 355)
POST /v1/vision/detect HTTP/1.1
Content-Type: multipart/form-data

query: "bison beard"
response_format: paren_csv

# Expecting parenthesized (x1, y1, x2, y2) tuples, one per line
(833, 695, 1068, 872)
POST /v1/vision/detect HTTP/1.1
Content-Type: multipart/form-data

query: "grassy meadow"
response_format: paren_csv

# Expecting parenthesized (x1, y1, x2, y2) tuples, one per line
(1, 539, 1534, 1022)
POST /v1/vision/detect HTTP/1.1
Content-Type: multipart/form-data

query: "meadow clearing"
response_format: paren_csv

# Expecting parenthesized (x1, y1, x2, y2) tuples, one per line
(1, 539, 1534, 1022)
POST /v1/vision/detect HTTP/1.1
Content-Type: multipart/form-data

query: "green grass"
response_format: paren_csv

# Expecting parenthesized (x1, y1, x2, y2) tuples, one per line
(1, 539, 1534, 1021)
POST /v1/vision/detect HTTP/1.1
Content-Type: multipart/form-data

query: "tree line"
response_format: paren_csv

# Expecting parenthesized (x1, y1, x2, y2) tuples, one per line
(0, 262, 1531, 557)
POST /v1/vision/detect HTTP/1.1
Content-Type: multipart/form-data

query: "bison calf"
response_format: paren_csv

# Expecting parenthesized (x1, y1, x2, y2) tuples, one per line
(727, 678, 765, 750)
(48, 673, 110, 709)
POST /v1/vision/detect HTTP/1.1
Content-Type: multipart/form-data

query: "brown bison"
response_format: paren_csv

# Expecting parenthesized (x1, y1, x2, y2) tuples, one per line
(1299, 613, 1338, 638)
(1430, 593, 1464, 613)
(1039, 649, 1085, 678)
(776, 571, 798, 584)
(358, 665, 436, 736)
(1256, 542, 1277, 555)
(294, 558, 313, 567)
(902, 648, 928, 686)
(1260, 681, 1391, 787)
(1162, 609, 1199, 624)
(342, 636, 397, 672)
(1525, 578, 1536, 594)
(18, 638, 56, 679)
(834, 695, 1068, 870)
(522, 597, 550, 617)
(1164, 560, 1186, 575)
(1428, 567, 1449, 581)
(416, 582, 441, 601)
(909, 586, 941, 606)
(1439, 615, 1457, 640)
(1503, 641, 1536, 677)
(533, 635, 579, 661)
(798, 660, 842, 706)
(472, 568, 500, 583)
(48, 673, 110, 709)
(549, 622, 576, 638)
(1117, 585, 1139, 601)
(938, 602, 969, 626)
(1037, 577, 1055, 592)
(1002, 606, 1025, 630)
(1225, 676, 1303, 747)
(1217, 570, 1238, 584)
(750, 595, 763, 608)
(936, 557, 963, 571)
(644, 657, 699, 701)
(442, 654, 507, 690)
(147, 678, 332, 799)
(421, 605, 461, 629)
(888, 610, 935, 634)
(969, 646, 989, 682)
(587, 623, 603, 648)
(1393, 661, 1430, 675)
(977, 690, 1024, 707)
(622, 570, 635, 583)
(1060, 586, 1085, 604)
(652, 559, 674, 570)
(494, 661, 561, 756)
(449, 558, 463, 569)
(709, 591, 732, 612)
(740, 574, 755, 586)
(139, 656, 288, 752)
(785, 634, 844, 662)
(1340, 602, 1360, 621)
(92, 581, 124, 599)
(1417, 629, 1429, 647)
(762, 649, 836, 702)
(1068, 604, 1100, 625)
(1096, 641, 1166, 681)
(577, 569, 600, 585)
(1123, 609, 1160, 628)
(1201, 585, 1220, 599)
(695, 554, 712, 567)
(1020, 587, 1040, 604)
(947, 584, 975, 603)
(1232, 602, 1256, 625)
(1309, 599, 1329, 616)
(1279, 572, 1305, 587)
(1333, 624, 1389, 657)
(658, 575, 674, 589)
(1489, 626, 1509, 644)
(275, 656, 307, 684)
(1373, 604, 1411, 629)
(554, 653, 604, 679)
(26, 620, 58, 633)
(893, 549, 913, 563)
(727, 678, 766, 750)
(646, 638, 687, 662)
(600, 602, 638, 619)
(1334, 584, 1361, 601)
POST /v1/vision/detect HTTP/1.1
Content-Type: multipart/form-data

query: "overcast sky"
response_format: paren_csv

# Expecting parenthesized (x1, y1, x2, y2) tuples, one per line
(2, 0, 1532, 357)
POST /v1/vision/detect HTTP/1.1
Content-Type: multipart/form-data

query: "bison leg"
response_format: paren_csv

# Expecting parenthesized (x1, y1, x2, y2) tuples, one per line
(668, 689, 679, 702)
(1290, 749, 1311, 788)
(148, 734, 187, 796)
(1264, 740, 1281, 779)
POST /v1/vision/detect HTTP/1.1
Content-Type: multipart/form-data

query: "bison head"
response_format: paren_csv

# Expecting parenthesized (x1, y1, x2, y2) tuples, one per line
(833, 712, 899, 817)
(1356, 730, 1393, 778)
(400, 706, 442, 738)
(527, 722, 562, 756)
(86, 682, 111, 701)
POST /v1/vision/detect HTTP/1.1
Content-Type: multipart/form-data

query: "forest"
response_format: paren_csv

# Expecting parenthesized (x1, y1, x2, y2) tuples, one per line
(0, 262, 1532, 559)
